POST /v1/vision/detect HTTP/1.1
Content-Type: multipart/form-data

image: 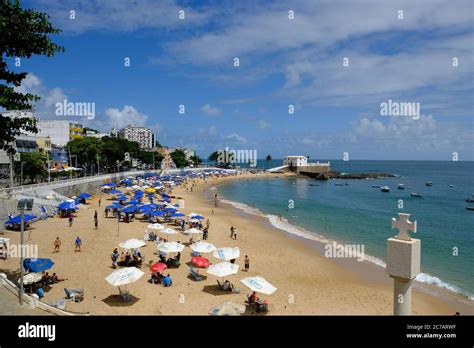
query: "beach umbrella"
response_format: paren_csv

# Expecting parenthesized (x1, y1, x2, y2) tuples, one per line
(147, 223, 165, 231)
(191, 256, 211, 268)
(213, 247, 240, 261)
(5, 214, 37, 225)
(157, 241, 185, 254)
(190, 242, 217, 253)
(125, 199, 141, 205)
(240, 276, 277, 295)
(116, 196, 127, 202)
(131, 185, 141, 190)
(145, 188, 156, 193)
(159, 228, 179, 236)
(188, 212, 200, 218)
(189, 218, 200, 223)
(77, 192, 91, 200)
(105, 267, 145, 287)
(151, 211, 166, 217)
(108, 189, 121, 194)
(119, 238, 146, 249)
(106, 204, 122, 209)
(121, 205, 139, 213)
(163, 208, 177, 213)
(169, 212, 185, 217)
(209, 301, 246, 316)
(185, 228, 203, 235)
(24, 258, 54, 273)
(207, 262, 239, 278)
(58, 201, 76, 210)
(23, 272, 43, 285)
(149, 262, 168, 273)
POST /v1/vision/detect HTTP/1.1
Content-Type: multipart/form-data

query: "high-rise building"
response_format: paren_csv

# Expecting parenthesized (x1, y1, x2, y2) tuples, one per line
(37, 120, 83, 146)
(118, 125, 153, 149)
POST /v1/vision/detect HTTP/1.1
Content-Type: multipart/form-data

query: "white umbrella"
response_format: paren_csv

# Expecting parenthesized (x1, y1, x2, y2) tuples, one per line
(207, 262, 239, 278)
(105, 267, 145, 287)
(131, 185, 141, 190)
(23, 273, 42, 285)
(184, 228, 203, 235)
(157, 241, 185, 254)
(240, 276, 277, 295)
(147, 223, 165, 231)
(213, 247, 240, 261)
(190, 242, 217, 253)
(160, 228, 179, 235)
(119, 238, 146, 249)
(188, 212, 201, 218)
(189, 218, 200, 223)
(209, 301, 246, 316)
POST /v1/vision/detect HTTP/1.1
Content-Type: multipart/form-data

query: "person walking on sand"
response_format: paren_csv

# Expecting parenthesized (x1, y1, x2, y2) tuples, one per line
(230, 226, 235, 239)
(206, 219, 210, 231)
(233, 228, 238, 240)
(68, 214, 74, 227)
(53, 237, 61, 253)
(98, 197, 101, 207)
(94, 210, 98, 220)
(94, 216, 98, 230)
(244, 255, 250, 272)
(74, 236, 82, 252)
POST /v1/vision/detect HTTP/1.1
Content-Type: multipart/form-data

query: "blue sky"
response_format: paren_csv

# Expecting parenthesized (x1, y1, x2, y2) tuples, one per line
(10, 0, 474, 160)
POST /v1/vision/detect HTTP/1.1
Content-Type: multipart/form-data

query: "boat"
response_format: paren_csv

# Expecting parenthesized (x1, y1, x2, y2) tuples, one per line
(411, 192, 422, 197)
(309, 184, 320, 187)
(467, 206, 474, 211)
(449, 184, 455, 188)
(466, 195, 474, 203)
(408, 186, 414, 189)
(371, 185, 381, 188)
(425, 181, 433, 187)
(335, 183, 344, 186)
(397, 184, 405, 190)
(380, 186, 390, 192)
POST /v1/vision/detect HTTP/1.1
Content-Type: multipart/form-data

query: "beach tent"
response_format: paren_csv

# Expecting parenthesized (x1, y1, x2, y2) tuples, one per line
(207, 262, 239, 278)
(24, 258, 54, 272)
(119, 239, 146, 249)
(240, 276, 277, 295)
(190, 242, 217, 253)
(209, 301, 246, 316)
(213, 247, 240, 261)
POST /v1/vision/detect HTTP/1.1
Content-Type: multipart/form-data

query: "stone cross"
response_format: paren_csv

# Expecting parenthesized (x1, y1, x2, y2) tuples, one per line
(391, 213, 417, 241)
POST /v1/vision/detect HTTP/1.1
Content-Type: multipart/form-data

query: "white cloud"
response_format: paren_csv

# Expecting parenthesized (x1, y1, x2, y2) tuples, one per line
(258, 120, 270, 129)
(226, 133, 247, 145)
(104, 105, 148, 129)
(200, 104, 222, 116)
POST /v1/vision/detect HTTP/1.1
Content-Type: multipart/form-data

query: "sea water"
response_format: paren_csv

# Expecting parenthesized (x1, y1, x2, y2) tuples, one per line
(217, 160, 474, 300)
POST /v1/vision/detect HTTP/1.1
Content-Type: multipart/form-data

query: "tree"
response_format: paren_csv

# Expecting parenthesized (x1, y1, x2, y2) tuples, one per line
(67, 137, 103, 173)
(137, 150, 164, 168)
(189, 155, 202, 165)
(266, 155, 272, 161)
(0, 1, 64, 154)
(170, 149, 188, 168)
(14, 151, 47, 183)
(101, 136, 141, 172)
(208, 151, 220, 162)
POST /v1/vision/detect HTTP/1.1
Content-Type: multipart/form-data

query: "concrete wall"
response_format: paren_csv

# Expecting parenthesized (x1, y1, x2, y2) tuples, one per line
(296, 165, 331, 174)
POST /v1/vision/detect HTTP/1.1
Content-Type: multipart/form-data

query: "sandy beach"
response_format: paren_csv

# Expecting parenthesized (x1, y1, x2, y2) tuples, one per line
(0, 172, 472, 315)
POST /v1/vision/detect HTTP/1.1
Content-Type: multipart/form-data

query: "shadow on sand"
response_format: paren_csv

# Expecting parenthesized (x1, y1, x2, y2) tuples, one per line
(102, 294, 140, 307)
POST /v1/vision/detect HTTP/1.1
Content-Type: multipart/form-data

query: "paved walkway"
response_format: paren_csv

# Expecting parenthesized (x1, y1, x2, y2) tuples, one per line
(0, 286, 50, 315)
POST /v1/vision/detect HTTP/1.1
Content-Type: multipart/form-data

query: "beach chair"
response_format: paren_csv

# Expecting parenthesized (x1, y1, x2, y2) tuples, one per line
(64, 288, 84, 302)
(166, 258, 180, 268)
(189, 267, 203, 281)
(217, 280, 232, 291)
(230, 283, 241, 294)
(119, 288, 131, 302)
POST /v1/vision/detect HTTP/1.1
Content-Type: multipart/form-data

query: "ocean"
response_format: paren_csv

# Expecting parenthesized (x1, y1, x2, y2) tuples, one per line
(216, 160, 474, 300)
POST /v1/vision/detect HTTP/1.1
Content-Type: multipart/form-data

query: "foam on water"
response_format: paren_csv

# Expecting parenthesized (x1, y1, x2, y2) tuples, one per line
(220, 196, 474, 301)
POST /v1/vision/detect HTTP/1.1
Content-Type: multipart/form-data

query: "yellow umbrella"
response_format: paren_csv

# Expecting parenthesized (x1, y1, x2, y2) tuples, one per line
(145, 188, 156, 193)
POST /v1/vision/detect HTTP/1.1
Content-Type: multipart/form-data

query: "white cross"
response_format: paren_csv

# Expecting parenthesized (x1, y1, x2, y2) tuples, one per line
(391, 213, 417, 241)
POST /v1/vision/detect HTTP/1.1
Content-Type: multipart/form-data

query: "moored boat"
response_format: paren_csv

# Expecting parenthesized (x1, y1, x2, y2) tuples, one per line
(411, 192, 422, 197)
(425, 181, 433, 187)
(397, 184, 405, 190)
(380, 186, 390, 192)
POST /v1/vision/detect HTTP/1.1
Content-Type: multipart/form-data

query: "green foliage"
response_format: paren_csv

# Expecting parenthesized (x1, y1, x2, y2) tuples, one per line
(189, 155, 202, 165)
(67, 137, 103, 168)
(137, 150, 164, 167)
(170, 149, 188, 168)
(0, 0, 64, 153)
(208, 151, 219, 162)
(14, 151, 47, 182)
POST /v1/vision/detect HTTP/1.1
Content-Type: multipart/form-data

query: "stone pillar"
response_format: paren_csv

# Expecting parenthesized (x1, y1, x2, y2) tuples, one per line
(386, 213, 420, 315)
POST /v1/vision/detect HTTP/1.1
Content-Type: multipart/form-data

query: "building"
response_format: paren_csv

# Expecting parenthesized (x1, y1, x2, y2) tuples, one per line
(118, 125, 153, 149)
(283, 156, 308, 167)
(84, 130, 109, 139)
(37, 120, 83, 146)
(0, 110, 38, 137)
(269, 155, 331, 174)
(36, 137, 52, 154)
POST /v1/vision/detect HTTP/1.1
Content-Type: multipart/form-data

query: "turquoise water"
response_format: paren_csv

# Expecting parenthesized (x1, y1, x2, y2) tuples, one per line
(217, 160, 474, 299)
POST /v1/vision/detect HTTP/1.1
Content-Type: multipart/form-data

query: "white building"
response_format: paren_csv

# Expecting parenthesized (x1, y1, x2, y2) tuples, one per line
(118, 125, 153, 149)
(283, 156, 308, 167)
(37, 120, 83, 146)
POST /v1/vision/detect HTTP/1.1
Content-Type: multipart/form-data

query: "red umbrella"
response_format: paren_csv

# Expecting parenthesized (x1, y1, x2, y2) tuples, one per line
(192, 256, 210, 268)
(150, 262, 168, 273)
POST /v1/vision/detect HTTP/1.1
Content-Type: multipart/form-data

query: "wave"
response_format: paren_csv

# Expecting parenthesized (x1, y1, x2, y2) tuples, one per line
(220, 197, 474, 301)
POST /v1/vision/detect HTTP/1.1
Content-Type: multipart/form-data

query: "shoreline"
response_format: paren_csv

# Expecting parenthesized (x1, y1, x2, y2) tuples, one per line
(207, 172, 474, 314)
(0, 171, 471, 315)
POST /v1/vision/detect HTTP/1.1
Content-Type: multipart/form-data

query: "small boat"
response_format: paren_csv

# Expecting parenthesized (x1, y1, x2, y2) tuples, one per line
(397, 184, 405, 190)
(371, 185, 381, 188)
(408, 186, 414, 189)
(380, 186, 390, 192)
(309, 184, 320, 187)
(425, 181, 433, 187)
(467, 206, 474, 211)
(466, 195, 474, 203)
(411, 192, 422, 197)
(335, 183, 344, 186)
(449, 184, 455, 188)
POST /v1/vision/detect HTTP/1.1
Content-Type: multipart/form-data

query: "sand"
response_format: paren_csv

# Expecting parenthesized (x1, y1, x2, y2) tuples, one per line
(0, 172, 471, 315)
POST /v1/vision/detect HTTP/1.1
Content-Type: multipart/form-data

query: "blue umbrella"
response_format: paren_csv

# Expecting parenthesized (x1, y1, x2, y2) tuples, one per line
(24, 258, 54, 272)
(125, 199, 141, 205)
(163, 208, 177, 213)
(102, 182, 116, 188)
(122, 205, 139, 213)
(4, 214, 37, 225)
(116, 196, 127, 201)
(169, 212, 185, 217)
(108, 189, 121, 194)
(193, 215, 205, 220)
(106, 204, 122, 209)
(134, 191, 144, 197)
(151, 211, 166, 217)
(58, 201, 76, 210)
(77, 192, 91, 199)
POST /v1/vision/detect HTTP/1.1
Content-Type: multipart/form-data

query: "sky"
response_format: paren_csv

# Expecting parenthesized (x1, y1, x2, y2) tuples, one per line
(7, 0, 474, 160)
